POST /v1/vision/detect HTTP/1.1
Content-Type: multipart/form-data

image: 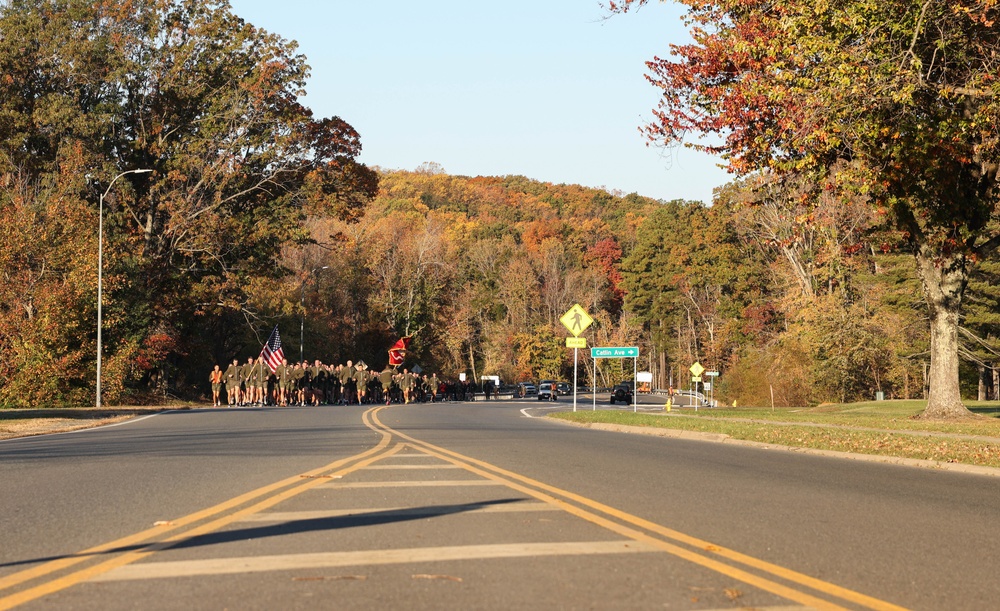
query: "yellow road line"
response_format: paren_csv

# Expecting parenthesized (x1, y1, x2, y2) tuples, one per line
(0, 411, 394, 610)
(370, 408, 908, 611)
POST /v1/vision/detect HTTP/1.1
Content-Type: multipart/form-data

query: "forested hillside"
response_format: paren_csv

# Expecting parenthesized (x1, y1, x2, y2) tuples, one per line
(277, 167, 661, 392)
(284, 166, 1000, 408)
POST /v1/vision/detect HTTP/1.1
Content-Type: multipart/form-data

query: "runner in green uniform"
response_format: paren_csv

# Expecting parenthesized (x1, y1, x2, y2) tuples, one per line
(292, 362, 306, 406)
(240, 357, 255, 406)
(310, 360, 325, 406)
(429, 373, 440, 402)
(339, 361, 356, 405)
(224, 359, 241, 406)
(378, 366, 394, 405)
(354, 363, 368, 404)
(275, 358, 290, 406)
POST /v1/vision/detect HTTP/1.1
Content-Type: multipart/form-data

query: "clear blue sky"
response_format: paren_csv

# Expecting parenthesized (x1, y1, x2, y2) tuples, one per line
(227, 0, 731, 204)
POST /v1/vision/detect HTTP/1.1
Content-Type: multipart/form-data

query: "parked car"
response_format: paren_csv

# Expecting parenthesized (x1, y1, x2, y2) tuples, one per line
(609, 380, 634, 404)
(518, 382, 537, 397)
(537, 382, 558, 401)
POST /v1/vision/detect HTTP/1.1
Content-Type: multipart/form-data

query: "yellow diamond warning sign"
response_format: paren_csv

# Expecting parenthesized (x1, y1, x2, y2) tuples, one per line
(560, 304, 593, 337)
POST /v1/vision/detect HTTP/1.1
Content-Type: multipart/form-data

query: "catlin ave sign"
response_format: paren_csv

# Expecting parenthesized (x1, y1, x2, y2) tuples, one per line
(591, 347, 639, 358)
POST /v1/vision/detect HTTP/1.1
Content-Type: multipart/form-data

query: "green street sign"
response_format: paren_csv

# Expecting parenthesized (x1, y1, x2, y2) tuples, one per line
(591, 347, 639, 358)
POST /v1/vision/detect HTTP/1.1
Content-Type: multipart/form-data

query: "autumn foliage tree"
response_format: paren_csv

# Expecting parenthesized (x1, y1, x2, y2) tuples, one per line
(0, 0, 376, 405)
(612, 0, 1000, 418)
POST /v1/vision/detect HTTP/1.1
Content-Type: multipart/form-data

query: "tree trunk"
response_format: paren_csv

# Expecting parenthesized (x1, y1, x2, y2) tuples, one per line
(468, 344, 478, 388)
(915, 249, 973, 419)
(993, 367, 999, 401)
(657, 350, 672, 388)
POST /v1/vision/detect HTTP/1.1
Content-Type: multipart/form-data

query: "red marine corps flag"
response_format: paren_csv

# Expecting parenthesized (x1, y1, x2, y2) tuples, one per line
(388, 337, 412, 367)
(259, 325, 284, 373)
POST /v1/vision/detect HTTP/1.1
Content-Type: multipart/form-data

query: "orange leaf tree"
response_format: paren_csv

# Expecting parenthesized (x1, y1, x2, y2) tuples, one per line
(612, 0, 1000, 417)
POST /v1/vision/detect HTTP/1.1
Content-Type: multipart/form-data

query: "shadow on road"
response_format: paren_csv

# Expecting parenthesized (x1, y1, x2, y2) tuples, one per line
(0, 498, 527, 569)
(172, 498, 527, 549)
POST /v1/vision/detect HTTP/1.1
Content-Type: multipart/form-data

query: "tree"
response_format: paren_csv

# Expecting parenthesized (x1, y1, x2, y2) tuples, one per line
(0, 0, 376, 403)
(368, 212, 451, 338)
(612, 0, 1000, 418)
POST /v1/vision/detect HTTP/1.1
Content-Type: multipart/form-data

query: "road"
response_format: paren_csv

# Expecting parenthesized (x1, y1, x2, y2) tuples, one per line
(1, 400, 998, 610)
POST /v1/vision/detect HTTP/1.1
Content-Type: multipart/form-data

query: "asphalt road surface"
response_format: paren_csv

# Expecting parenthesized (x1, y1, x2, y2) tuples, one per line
(2, 399, 998, 610)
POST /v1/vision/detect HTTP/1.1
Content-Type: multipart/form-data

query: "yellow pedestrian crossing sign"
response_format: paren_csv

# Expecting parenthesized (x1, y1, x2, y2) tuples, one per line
(690, 362, 705, 377)
(560, 304, 593, 337)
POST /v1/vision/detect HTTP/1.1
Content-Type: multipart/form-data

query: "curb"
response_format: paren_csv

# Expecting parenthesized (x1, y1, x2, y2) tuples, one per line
(572, 421, 1000, 479)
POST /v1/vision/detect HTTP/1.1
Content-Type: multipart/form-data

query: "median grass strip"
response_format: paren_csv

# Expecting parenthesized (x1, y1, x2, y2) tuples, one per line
(551, 401, 1000, 469)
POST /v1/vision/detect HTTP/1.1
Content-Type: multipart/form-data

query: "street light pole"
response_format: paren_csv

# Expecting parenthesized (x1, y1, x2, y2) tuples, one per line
(300, 266, 329, 362)
(96, 168, 152, 408)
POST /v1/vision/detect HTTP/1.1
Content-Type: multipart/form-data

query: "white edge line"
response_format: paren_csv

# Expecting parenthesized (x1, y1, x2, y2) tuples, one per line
(0, 411, 175, 443)
(521, 405, 567, 418)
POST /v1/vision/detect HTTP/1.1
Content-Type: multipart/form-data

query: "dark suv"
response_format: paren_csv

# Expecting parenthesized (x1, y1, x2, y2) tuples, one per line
(609, 380, 634, 404)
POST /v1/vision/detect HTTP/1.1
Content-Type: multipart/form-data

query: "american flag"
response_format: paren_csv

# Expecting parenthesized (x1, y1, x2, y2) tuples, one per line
(259, 325, 284, 373)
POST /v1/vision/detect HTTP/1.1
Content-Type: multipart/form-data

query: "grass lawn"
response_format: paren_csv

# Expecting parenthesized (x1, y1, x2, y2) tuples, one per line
(551, 400, 1000, 469)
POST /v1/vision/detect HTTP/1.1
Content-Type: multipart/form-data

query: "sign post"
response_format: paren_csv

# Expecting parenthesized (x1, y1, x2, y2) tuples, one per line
(560, 304, 594, 412)
(705, 370, 719, 409)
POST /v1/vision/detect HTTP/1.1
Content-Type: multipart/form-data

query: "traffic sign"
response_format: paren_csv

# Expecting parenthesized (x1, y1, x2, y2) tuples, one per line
(560, 304, 594, 337)
(691, 376, 702, 383)
(566, 337, 587, 348)
(591, 347, 639, 358)
(690, 362, 705, 377)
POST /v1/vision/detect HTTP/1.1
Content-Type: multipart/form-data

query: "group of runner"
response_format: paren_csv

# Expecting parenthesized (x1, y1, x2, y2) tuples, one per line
(208, 358, 454, 407)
